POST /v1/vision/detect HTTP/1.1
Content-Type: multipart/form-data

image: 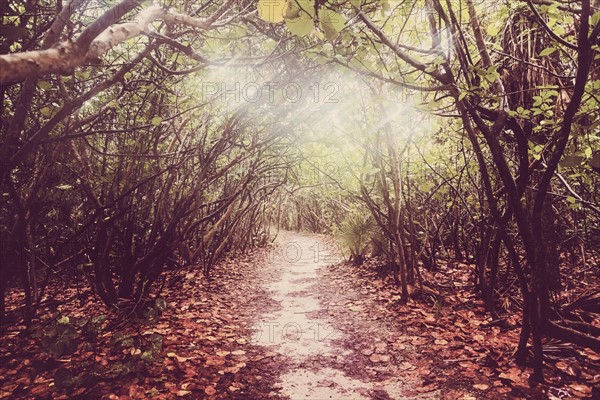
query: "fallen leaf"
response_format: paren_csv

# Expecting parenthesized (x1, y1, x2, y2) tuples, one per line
(417, 383, 437, 393)
(167, 352, 190, 363)
(205, 356, 226, 366)
(568, 383, 591, 395)
(204, 386, 217, 396)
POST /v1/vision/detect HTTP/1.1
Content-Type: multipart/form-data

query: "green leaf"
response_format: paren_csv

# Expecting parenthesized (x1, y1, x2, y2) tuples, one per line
(155, 297, 168, 311)
(486, 24, 501, 37)
(258, 0, 286, 23)
(313, 29, 325, 41)
(484, 65, 499, 82)
(111, 362, 131, 377)
(38, 81, 52, 90)
(319, 9, 346, 40)
(285, 14, 314, 37)
(591, 10, 600, 27)
(285, 0, 314, 18)
(40, 107, 53, 117)
(539, 47, 556, 57)
(75, 70, 90, 80)
(92, 315, 107, 324)
(419, 181, 434, 192)
(151, 116, 163, 126)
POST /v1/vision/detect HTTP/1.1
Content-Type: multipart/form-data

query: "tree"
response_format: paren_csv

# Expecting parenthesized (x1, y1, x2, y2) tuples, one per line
(0, 0, 294, 324)
(260, 0, 600, 380)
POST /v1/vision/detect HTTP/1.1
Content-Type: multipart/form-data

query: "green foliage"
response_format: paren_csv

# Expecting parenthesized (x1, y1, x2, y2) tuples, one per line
(111, 331, 164, 364)
(319, 9, 346, 40)
(53, 367, 78, 389)
(257, 0, 286, 23)
(257, 0, 345, 40)
(338, 209, 376, 264)
(38, 315, 164, 387)
(41, 317, 77, 357)
(285, 0, 315, 37)
(38, 315, 107, 357)
(142, 297, 168, 322)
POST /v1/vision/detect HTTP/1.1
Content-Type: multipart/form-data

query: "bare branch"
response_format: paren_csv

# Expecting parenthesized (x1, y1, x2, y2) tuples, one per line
(0, 1, 235, 86)
(355, 10, 452, 85)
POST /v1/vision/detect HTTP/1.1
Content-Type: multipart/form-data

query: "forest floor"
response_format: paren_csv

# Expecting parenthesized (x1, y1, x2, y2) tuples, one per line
(1, 231, 599, 399)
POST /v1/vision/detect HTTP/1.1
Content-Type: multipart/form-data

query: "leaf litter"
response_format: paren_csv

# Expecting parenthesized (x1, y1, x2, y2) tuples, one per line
(0, 231, 598, 399)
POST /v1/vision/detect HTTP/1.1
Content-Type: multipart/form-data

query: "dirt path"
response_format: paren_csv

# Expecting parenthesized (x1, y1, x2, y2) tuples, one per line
(250, 231, 438, 399)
